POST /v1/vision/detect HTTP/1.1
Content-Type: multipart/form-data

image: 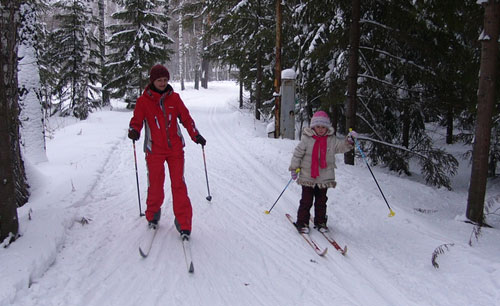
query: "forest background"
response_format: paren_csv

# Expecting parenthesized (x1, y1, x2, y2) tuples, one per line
(1, 0, 499, 243)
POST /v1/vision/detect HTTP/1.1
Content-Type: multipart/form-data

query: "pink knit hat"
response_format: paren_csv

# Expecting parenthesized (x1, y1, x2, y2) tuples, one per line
(310, 111, 332, 128)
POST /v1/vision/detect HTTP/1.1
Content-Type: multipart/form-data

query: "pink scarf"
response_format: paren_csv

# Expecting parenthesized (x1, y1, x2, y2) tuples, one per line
(311, 135, 327, 178)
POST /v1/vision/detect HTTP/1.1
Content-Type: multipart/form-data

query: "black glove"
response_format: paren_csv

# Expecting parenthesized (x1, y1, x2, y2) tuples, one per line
(128, 128, 140, 141)
(195, 134, 206, 146)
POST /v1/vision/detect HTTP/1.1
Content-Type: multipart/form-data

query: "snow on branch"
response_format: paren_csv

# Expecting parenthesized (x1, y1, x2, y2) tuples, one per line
(358, 73, 425, 93)
(359, 46, 431, 73)
(356, 135, 428, 159)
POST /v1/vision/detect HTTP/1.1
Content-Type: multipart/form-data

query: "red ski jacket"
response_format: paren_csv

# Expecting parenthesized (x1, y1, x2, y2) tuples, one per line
(129, 84, 199, 153)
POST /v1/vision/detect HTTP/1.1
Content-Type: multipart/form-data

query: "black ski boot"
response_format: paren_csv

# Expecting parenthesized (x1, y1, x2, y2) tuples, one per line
(148, 209, 161, 229)
(174, 218, 191, 240)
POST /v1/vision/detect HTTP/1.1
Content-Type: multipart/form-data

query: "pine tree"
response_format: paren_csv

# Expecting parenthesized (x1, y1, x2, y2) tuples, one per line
(180, 0, 205, 90)
(290, 0, 350, 131)
(352, 1, 461, 189)
(200, 2, 482, 189)
(204, 0, 290, 119)
(38, 27, 60, 116)
(51, 0, 101, 120)
(106, 0, 174, 103)
(290, 1, 463, 188)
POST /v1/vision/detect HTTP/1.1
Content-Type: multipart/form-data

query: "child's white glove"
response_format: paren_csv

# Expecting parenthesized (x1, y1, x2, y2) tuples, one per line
(347, 130, 358, 144)
(291, 168, 300, 180)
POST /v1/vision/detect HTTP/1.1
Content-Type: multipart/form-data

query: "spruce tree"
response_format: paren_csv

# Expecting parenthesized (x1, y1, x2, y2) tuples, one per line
(351, 1, 460, 189)
(106, 0, 173, 103)
(204, 0, 293, 119)
(52, 0, 101, 120)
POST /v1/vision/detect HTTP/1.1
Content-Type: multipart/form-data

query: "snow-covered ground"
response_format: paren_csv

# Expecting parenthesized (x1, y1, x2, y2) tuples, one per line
(1, 82, 499, 306)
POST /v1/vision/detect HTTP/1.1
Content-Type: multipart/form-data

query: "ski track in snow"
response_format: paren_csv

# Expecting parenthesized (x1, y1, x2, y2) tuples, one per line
(8, 82, 500, 306)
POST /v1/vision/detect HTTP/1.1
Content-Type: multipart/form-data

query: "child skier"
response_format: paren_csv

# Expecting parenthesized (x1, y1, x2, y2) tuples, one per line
(289, 110, 356, 233)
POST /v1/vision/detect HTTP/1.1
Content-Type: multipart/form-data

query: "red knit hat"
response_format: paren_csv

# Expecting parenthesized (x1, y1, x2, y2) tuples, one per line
(310, 111, 332, 128)
(149, 64, 170, 83)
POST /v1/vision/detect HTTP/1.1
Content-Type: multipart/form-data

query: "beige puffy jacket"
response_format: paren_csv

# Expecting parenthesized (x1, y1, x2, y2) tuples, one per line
(289, 127, 353, 189)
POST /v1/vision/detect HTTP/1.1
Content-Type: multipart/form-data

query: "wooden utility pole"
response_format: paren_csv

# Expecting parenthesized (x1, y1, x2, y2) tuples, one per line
(466, 0, 500, 224)
(344, 0, 360, 165)
(274, 0, 282, 138)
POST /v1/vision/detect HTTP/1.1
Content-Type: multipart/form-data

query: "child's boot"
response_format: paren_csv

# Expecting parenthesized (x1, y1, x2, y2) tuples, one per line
(294, 222, 310, 234)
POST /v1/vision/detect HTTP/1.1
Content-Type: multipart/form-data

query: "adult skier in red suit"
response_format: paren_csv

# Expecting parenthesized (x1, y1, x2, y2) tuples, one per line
(128, 64, 206, 240)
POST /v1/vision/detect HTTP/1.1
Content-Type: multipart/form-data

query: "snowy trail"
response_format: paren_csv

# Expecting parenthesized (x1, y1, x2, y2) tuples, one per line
(7, 82, 500, 306)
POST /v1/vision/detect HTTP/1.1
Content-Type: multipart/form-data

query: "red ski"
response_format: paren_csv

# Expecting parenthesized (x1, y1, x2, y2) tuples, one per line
(310, 218, 347, 255)
(318, 231, 347, 255)
(286, 213, 327, 256)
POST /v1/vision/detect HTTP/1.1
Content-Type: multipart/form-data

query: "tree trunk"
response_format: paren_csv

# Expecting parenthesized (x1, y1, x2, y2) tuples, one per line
(344, 0, 360, 165)
(201, 57, 209, 89)
(488, 150, 496, 177)
(446, 103, 453, 144)
(194, 18, 202, 90)
(201, 13, 209, 89)
(18, 1, 47, 164)
(98, 0, 109, 106)
(255, 50, 262, 121)
(331, 103, 339, 135)
(178, 11, 185, 91)
(402, 101, 410, 148)
(466, 0, 500, 224)
(1, 0, 28, 243)
(274, 0, 282, 138)
(239, 71, 243, 109)
(255, 0, 262, 121)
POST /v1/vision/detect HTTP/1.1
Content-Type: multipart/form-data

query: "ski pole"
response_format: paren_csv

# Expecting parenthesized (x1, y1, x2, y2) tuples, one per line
(133, 140, 145, 217)
(265, 169, 300, 214)
(350, 130, 395, 217)
(202, 145, 212, 201)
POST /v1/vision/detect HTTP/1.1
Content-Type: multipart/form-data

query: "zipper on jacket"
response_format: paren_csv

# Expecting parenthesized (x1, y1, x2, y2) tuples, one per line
(154, 116, 160, 129)
(160, 96, 173, 148)
(166, 114, 172, 147)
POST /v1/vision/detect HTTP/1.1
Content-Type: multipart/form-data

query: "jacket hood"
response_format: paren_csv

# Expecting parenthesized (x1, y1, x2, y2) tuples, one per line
(144, 84, 174, 98)
(303, 126, 335, 137)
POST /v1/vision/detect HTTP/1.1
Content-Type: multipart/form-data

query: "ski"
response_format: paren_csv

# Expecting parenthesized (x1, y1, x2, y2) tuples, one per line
(181, 236, 194, 273)
(285, 213, 327, 256)
(175, 218, 194, 273)
(310, 218, 348, 255)
(139, 225, 159, 258)
(318, 230, 347, 255)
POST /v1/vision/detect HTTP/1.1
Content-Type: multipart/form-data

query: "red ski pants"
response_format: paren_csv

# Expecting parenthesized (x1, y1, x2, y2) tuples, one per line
(145, 150, 192, 231)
